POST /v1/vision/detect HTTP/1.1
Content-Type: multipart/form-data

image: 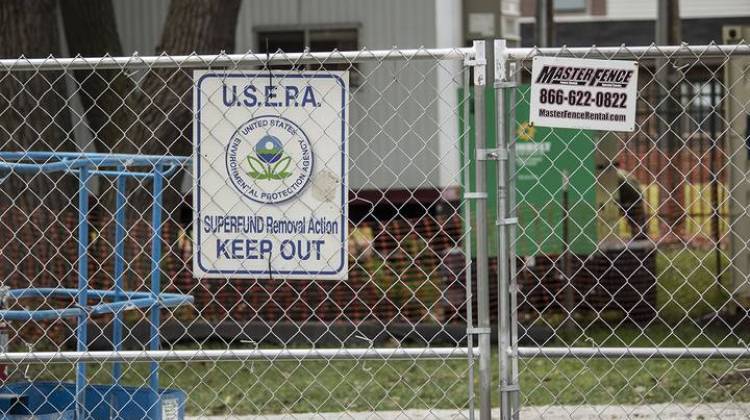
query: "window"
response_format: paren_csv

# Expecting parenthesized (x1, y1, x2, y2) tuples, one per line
(260, 31, 305, 55)
(680, 80, 724, 136)
(256, 28, 359, 77)
(554, 0, 587, 13)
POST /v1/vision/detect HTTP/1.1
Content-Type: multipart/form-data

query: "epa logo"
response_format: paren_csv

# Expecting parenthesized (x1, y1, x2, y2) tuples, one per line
(226, 115, 313, 204)
(249, 135, 292, 180)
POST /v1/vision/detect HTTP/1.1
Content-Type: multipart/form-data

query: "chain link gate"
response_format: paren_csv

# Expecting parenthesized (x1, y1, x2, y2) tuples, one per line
(491, 41, 750, 419)
(0, 46, 504, 419)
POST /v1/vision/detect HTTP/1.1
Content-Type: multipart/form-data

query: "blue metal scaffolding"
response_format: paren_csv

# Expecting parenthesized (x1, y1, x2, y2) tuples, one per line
(0, 152, 194, 419)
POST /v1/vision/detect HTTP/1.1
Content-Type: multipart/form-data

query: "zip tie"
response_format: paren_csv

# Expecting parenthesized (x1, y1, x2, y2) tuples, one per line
(464, 57, 487, 67)
(467, 327, 492, 335)
(476, 148, 508, 161)
(496, 217, 518, 226)
(494, 81, 518, 89)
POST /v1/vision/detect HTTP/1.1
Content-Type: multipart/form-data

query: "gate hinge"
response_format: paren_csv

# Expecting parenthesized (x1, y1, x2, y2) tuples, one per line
(496, 217, 518, 226)
(467, 327, 492, 335)
(476, 148, 508, 161)
(500, 384, 520, 393)
(464, 57, 487, 67)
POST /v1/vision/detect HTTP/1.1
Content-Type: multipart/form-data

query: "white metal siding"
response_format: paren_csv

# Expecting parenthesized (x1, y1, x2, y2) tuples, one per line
(111, 0, 440, 77)
(238, 0, 437, 51)
(681, 0, 750, 18)
(606, 0, 750, 20)
(239, 0, 449, 190)
(109, 0, 463, 191)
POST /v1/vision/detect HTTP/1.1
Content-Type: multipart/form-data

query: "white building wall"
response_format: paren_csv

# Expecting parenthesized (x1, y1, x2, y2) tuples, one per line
(110, 0, 464, 191)
(238, 0, 460, 191)
(238, 0, 438, 52)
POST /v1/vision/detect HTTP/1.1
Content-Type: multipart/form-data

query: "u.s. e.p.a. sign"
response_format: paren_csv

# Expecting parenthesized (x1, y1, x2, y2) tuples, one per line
(530, 57, 638, 132)
(193, 71, 348, 279)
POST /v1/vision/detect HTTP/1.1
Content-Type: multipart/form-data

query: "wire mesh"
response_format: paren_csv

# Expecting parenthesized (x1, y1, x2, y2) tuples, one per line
(502, 42, 750, 418)
(0, 48, 480, 419)
(3, 41, 750, 419)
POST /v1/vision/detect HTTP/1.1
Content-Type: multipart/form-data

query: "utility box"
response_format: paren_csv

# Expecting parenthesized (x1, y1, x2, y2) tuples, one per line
(724, 25, 750, 309)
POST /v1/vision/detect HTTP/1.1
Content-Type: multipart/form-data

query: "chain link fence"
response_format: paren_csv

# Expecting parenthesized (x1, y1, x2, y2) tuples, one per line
(0, 48, 487, 419)
(497, 42, 750, 419)
(2, 41, 750, 419)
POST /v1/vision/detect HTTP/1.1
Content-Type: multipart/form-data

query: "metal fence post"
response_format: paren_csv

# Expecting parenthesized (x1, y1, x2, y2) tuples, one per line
(493, 39, 520, 420)
(505, 55, 521, 420)
(472, 40, 493, 420)
(462, 55, 477, 420)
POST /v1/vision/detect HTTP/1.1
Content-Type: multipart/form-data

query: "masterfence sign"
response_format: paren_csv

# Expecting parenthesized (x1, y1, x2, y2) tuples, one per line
(529, 56, 638, 132)
(193, 71, 348, 279)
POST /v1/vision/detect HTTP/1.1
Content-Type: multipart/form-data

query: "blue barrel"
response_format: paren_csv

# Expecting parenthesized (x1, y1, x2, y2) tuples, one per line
(0, 382, 186, 420)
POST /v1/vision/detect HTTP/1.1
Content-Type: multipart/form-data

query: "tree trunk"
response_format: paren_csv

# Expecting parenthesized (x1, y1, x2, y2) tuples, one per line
(121, 0, 241, 219)
(56, 0, 241, 292)
(127, 0, 241, 157)
(60, 0, 136, 154)
(61, 0, 241, 164)
(0, 1, 76, 298)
